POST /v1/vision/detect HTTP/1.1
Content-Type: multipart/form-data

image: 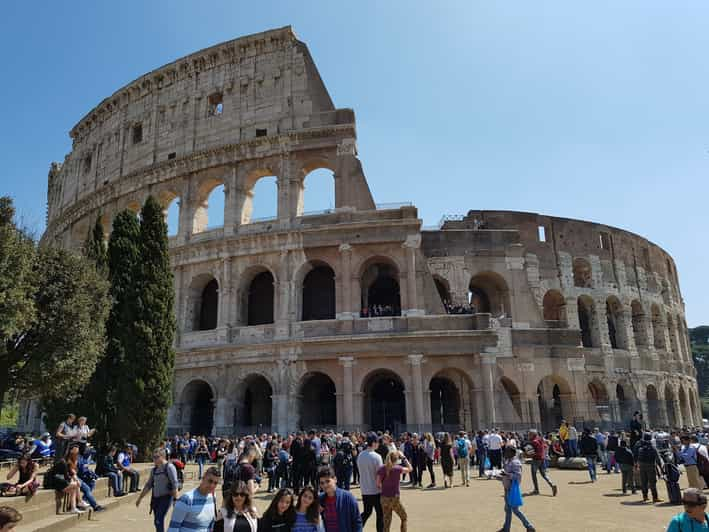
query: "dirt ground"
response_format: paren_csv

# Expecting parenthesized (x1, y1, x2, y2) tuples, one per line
(67, 463, 684, 531)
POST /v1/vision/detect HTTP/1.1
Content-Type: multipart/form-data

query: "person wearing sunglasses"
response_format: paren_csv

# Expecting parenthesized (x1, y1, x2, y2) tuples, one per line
(168, 466, 220, 532)
(666, 488, 709, 531)
(214, 481, 258, 532)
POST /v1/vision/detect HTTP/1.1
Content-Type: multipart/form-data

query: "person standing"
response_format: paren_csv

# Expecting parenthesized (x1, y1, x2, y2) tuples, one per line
(606, 431, 621, 474)
(634, 433, 663, 503)
(475, 431, 488, 478)
(335, 433, 355, 491)
(422, 434, 436, 488)
(579, 429, 599, 482)
(376, 451, 411, 532)
(528, 430, 557, 496)
(136, 448, 179, 532)
(167, 466, 219, 532)
(614, 440, 636, 495)
(258, 488, 296, 532)
(680, 435, 704, 490)
(357, 434, 384, 532)
(666, 488, 709, 532)
(54, 413, 76, 461)
(455, 432, 471, 487)
(317, 466, 362, 532)
(567, 424, 579, 458)
(497, 446, 535, 532)
(629, 412, 644, 449)
(292, 486, 322, 532)
(439, 434, 454, 488)
(558, 421, 569, 457)
(216, 481, 259, 532)
(488, 430, 503, 471)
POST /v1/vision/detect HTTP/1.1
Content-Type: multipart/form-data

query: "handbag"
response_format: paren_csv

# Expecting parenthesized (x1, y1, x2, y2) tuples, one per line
(507, 478, 523, 507)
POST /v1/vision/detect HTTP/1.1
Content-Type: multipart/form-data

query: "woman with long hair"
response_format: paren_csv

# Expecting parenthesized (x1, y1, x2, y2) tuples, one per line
(422, 433, 436, 488)
(216, 481, 259, 532)
(376, 451, 411, 532)
(2, 453, 39, 497)
(258, 487, 296, 532)
(439, 433, 454, 488)
(292, 486, 323, 532)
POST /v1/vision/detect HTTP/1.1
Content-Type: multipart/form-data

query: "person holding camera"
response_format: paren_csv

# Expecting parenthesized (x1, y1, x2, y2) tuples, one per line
(376, 451, 412, 532)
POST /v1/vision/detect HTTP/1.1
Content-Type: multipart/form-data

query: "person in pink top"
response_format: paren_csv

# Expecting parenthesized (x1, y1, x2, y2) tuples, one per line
(376, 451, 412, 532)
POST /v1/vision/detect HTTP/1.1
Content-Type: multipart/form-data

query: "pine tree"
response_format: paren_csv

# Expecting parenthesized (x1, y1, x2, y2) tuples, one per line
(127, 196, 175, 454)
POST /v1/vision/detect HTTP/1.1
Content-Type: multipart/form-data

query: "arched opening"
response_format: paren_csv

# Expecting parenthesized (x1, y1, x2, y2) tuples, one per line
(631, 301, 648, 347)
(616, 383, 631, 423)
(300, 167, 335, 216)
(363, 371, 406, 432)
(537, 376, 572, 432)
(646, 385, 660, 427)
(429, 376, 461, 429)
(247, 271, 275, 326)
(577, 296, 596, 348)
(192, 180, 225, 233)
(652, 305, 665, 350)
(181, 380, 214, 436)
(588, 380, 610, 422)
(206, 185, 225, 229)
(543, 290, 566, 323)
(667, 315, 679, 359)
(573, 258, 593, 288)
(468, 272, 510, 317)
(237, 375, 272, 432)
(606, 297, 627, 349)
(298, 373, 337, 428)
(199, 279, 219, 330)
(165, 196, 180, 237)
(433, 276, 451, 309)
(498, 377, 523, 421)
(665, 385, 677, 428)
(302, 264, 336, 321)
(242, 175, 278, 224)
(361, 261, 401, 317)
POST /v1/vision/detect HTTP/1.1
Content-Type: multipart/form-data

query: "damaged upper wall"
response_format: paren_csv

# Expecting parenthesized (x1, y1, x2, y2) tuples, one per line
(47, 26, 343, 224)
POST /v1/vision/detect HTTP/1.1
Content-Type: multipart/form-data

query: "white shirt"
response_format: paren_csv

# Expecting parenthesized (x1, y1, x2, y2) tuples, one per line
(220, 507, 257, 532)
(488, 434, 503, 450)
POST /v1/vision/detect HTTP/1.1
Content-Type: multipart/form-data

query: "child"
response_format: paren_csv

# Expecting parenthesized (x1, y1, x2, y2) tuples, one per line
(258, 487, 296, 532)
(292, 486, 323, 532)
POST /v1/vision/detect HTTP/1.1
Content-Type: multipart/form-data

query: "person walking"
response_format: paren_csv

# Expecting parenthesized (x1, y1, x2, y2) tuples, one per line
(475, 431, 488, 478)
(455, 432, 471, 487)
(376, 451, 411, 532)
(680, 435, 704, 490)
(666, 488, 709, 532)
(497, 446, 535, 532)
(634, 433, 663, 503)
(422, 434, 436, 488)
(357, 434, 384, 532)
(167, 466, 220, 532)
(615, 440, 636, 495)
(528, 430, 557, 496)
(317, 466, 362, 532)
(579, 429, 599, 482)
(136, 448, 179, 532)
(439, 434, 454, 488)
(488, 430, 503, 471)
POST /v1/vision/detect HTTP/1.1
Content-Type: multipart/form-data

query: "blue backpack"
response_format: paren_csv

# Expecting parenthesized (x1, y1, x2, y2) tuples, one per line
(457, 439, 469, 458)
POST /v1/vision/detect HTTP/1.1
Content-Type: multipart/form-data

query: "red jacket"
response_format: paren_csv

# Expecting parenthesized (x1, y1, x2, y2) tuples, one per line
(530, 437, 547, 461)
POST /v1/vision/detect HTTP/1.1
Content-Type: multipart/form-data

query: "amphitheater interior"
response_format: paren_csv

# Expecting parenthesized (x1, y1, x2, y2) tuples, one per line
(19, 26, 699, 436)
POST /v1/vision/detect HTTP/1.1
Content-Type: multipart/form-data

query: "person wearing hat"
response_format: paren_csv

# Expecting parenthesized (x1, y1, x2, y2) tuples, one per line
(666, 488, 709, 531)
(357, 433, 384, 532)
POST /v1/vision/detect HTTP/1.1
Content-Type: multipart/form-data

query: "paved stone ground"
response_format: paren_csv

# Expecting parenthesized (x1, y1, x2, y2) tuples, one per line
(66, 463, 685, 531)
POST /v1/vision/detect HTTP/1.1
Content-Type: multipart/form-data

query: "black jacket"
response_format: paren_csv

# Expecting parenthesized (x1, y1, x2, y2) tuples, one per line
(579, 435, 598, 457)
(614, 447, 635, 466)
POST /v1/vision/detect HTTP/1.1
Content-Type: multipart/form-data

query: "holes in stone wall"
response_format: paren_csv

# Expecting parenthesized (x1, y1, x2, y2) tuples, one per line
(132, 123, 143, 144)
(208, 93, 224, 116)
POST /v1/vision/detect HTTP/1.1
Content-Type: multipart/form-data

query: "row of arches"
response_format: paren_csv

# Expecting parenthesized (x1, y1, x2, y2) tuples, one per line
(542, 289, 690, 359)
(433, 272, 511, 316)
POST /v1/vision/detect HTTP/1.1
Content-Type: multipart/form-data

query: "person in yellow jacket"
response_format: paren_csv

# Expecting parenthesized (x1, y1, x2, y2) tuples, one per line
(559, 421, 569, 456)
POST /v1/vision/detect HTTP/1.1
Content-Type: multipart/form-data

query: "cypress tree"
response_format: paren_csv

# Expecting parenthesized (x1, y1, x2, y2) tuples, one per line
(84, 216, 108, 274)
(128, 196, 175, 454)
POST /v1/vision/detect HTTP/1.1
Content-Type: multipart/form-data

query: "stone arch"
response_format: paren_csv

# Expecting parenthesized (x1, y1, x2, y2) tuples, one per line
(234, 373, 273, 432)
(359, 257, 401, 317)
(297, 163, 336, 216)
(631, 300, 648, 347)
(241, 168, 279, 224)
(468, 271, 510, 317)
(186, 273, 220, 332)
(606, 296, 628, 350)
(615, 381, 638, 424)
(239, 266, 276, 326)
(179, 379, 216, 436)
(537, 375, 574, 432)
(433, 275, 452, 309)
(297, 372, 337, 429)
(588, 379, 611, 422)
(299, 261, 336, 321)
(497, 376, 523, 422)
(361, 369, 406, 432)
(573, 258, 593, 288)
(429, 372, 462, 430)
(192, 178, 225, 233)
(577, 295, 598, 348)
(542, 290, 566, 323)
(651, 304, 665, 350)
(646, 384, 661, 427)
(664, 384, 677, 428)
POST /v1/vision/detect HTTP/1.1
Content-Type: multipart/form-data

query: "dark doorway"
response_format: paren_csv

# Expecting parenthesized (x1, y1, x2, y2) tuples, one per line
(361, 263, 401, 317)
(430, 377, 460, 428)
(248, 271, 274, 325)
(299, 373, 337, 428)
(242, 376, 272, 429)
(199, 279, 219, 330)
(183, 380, 214, 436)
(366, 373, 406, 431)
(302, 266, 336, 321)
(538, 382, 563, 432)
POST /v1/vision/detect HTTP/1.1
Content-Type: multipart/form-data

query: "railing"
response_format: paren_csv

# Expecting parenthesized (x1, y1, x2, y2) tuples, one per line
(375, 202, 412, 210)
(300, 208, 335, 217)
(248, 216, 278, 223)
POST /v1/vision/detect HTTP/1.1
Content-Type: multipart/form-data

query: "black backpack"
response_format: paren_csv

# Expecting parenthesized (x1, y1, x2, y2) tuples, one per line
(222, 459, 241, 492)
(638, 443, 655, 464)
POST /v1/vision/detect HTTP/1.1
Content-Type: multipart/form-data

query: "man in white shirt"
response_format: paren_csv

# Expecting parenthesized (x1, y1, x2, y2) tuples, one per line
(357, 433, 384, 532)
(487, 430, 503, 470)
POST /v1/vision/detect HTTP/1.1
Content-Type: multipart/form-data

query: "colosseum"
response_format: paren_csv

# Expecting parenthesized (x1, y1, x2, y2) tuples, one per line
(28, 26, 699, 436)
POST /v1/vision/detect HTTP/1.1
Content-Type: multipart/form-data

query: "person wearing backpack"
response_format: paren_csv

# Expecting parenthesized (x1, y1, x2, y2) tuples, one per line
(136, 448, 179, 532)
(680, 435, 704, 490)
(455, 432, 471, 487)
(335, 434, 355, 491)
(666, 488, 709, 532)
(634, 433, 663, 503)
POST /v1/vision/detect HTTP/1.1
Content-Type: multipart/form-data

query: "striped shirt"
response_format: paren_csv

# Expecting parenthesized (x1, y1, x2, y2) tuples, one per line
(167, 487, 215, 532)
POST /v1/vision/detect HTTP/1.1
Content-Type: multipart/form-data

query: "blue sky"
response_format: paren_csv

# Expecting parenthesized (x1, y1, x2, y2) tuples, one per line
(1, 1, 707, 325)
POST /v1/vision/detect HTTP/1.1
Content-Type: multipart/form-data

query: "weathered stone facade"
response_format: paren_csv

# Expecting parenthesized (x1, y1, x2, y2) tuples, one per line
(31, 27, 699, 436)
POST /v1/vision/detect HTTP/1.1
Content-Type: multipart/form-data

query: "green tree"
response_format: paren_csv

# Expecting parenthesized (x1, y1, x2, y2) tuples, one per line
(0, 197, 36, 415)
(84, 216, 108, 274)
(126, 196, 175, 454)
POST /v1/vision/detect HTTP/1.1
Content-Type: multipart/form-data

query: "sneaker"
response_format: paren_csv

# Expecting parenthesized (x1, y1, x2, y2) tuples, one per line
(77, 503, 90, 510)
(653, 498, 664, 503)
(70, 508, 86, 514)
(94, 506, 105, 512)
(530, 490, 540, 495)
(552, 485, 558, 497)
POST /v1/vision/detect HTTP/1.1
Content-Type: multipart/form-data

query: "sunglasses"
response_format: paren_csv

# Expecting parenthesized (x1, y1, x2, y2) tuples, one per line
(233, 493, 247, 498)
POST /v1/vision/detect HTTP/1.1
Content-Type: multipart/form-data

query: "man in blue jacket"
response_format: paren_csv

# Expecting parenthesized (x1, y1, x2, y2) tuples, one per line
(318, 466, 363, 532)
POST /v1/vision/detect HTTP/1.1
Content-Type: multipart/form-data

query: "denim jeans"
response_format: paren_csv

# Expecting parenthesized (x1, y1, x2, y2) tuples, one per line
(607, 451, 620, 473)
(567, 439, 578, 457)
(151, 494, 173, 532)
(503, 496, 533, 531)
(80, 479, 98, 509)
(107, 472, 122, 495)
(197, 456, 205, 479)
(586, 456, 597, 481)
(530, 460, 554, 492)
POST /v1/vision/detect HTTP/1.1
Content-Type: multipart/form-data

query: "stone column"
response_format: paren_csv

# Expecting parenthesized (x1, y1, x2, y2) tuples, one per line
(223, 164, 239, 235)
(621, 308, 638, 355)
(272, 394, 292, 435)
(275, 251, 291, 339)
(337, 244, 355, 319)
(177, 175, 194, 244)
(214, 397, 232, 435)
(402, 235, 423, 316)
(481, 353, 497, 428)
(565, 296, 580, 331)
(408, 354, 426, 430)
(339, 357, 355, 428)
(218, 258, 231, 328)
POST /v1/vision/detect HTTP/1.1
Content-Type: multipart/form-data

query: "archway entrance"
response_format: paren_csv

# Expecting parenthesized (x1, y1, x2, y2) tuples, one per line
(298, 373, 337, 428)
(247, 271, 274, 325)
(361, 262, 401, 317)
(199, 279, 219, 330)
(181, 380, 214, 436)
(537, 376, 572, 432)
(665, 385, 677, 428)
(646, 385, 661, 427)
(430, 376, 460, 430)
(237, 375, 272, 432)
(302, 265, 336, 321)
(364, 372, 406, 432)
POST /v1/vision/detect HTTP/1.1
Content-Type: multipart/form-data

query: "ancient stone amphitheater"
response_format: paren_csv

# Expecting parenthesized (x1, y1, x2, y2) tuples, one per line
(29, 27, 698, 436)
